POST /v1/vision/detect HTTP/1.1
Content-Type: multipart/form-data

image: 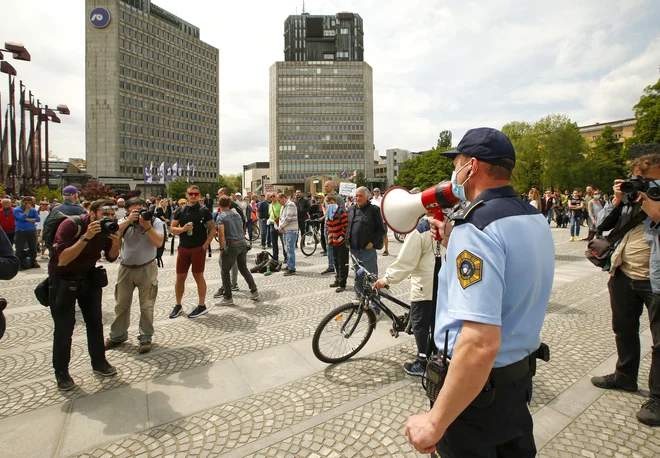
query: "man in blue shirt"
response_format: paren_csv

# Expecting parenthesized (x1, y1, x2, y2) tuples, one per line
(406, 128, 555, 457)
(51, 186, 86, 217)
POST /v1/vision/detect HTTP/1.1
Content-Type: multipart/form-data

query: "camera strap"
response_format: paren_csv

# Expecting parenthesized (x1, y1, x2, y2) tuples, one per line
(605, 210, 646, 246)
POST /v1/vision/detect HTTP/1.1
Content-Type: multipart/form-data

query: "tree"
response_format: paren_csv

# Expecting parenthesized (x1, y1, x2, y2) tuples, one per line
(437, 130, 452, 149)
(79, 179, 115, 201)
(351, 170, 368, 188)
(32, 186, 61, 203)
(626, 77, 660, 146)
(584, 125, 628, 191)
(166, 178, 189, 200)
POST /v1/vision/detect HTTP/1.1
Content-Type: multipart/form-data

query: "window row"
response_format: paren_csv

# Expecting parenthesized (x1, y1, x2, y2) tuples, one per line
(278, 86, 364, 94)
(278, 134, 364, 142)
(120, 136, 217, 150)
(278, 124, 364, 132)
(279, 115, 364, 123)
(120, 95, 216, 127)
(277, 67, 364, 76)
(119, 80, 218, 113)
(279, 153, 364, 161)
(277, 143, 366, 151)
(278, 106, 365, 114)
(120, 151, 217, 162)
(119, 108, 217, 132)
(278, 96, 364, 104)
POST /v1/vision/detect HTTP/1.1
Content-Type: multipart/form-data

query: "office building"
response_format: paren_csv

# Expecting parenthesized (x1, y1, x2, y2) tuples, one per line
(270, 11, 374, 190)
(243, 162, 271, 196)
(387, 148, 419, 187)
(86, 0, 219, 193)
(284, 12, 364, 62)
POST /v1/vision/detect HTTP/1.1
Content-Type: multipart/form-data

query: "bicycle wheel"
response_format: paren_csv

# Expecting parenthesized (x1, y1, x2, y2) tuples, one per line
(245, 224, 260, 241)
(312, 302, 376, 363)
(301, 231, 317, 256)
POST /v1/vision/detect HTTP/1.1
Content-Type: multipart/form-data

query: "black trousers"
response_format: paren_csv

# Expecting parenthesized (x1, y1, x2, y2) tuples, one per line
(410, 300, 434, 361)
(270, 228, 286, 261)
(331, 243, 349, 286)
(435, 373, 536, 457)
(609, 269, 660, 399)
(221, 243, 257, 299)
(14, 229, 38, 260)
(49, 274, 107, 372)
(298, 214, 307, 240)
(319, 219, 327, 252)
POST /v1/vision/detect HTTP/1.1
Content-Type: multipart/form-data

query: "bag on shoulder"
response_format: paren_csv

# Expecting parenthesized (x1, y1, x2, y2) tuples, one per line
(42, 211, 83, 249)
(585, 212, 645, 268)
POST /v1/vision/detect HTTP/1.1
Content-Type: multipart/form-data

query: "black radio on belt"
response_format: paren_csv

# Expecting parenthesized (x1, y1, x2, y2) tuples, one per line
(422, 330, 450, 403)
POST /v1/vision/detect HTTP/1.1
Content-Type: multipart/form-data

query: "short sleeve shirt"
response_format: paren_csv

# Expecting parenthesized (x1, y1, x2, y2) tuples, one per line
(120, 218, 165, 265)
(569, 197, 584, 216)
(173, 204, 213, 248)
(216, 210, 244, 242)
(434, 187, 555, 367)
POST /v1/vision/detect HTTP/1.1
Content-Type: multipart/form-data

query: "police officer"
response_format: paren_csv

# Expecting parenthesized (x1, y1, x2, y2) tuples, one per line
(405, 128, 555, 456)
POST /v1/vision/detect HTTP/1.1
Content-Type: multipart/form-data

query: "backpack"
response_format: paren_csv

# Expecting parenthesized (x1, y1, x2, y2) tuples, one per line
(42, 211, 83, 249)
(250, 250, 282, 273)
(156, 225, 167, 268)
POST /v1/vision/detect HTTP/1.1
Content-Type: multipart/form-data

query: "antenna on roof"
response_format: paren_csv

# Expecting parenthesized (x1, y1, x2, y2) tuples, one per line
(302, 0, 307, 14)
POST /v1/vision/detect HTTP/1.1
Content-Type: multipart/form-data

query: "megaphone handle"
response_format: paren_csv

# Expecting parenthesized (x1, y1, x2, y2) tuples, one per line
(433, 210, 445, 240)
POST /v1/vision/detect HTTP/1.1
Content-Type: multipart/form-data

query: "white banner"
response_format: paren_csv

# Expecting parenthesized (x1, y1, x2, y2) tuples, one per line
(339, 182, 356, 196)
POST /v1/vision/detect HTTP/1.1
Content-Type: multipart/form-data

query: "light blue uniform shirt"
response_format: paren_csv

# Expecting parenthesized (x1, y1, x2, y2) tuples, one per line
(434, 186, 555, 367)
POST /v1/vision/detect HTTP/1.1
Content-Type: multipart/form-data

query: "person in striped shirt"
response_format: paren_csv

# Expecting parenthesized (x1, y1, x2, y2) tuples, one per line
(325, 195, 349, 292)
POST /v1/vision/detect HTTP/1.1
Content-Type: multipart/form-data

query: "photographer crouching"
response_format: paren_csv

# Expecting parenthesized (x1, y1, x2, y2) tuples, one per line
(49, 199, 121, 391)
(591, 153, 660, 427)
(105, 198, 165, 354)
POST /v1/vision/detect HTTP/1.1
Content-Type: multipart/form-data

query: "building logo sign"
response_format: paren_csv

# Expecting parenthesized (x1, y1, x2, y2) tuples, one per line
(90, 8, 111, 28)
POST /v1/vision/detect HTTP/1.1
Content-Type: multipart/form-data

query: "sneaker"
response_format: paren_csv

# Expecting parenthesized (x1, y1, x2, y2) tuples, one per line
(403, 361, 426, 377)
(330, 281, 340, 288)
(213, 288, 224, 298)
(92, 362, 118, 377)
(138, 341, 152, 354)
(188, 305, 208, 318)
(169, 304, 183, 318)
(383, 251, 389, 256)
(283, 270, 296, 276)
(219, 297, 234, 306)
(335, 286, 346, 293)
(321, 267, 334, 275)
(249, 291, 262, 301)
(55, 370, 75, 391)
(568, 237, 574, 242)
(104, 338, 124, 350)
(231, 285, 239, 291)
(636, 398, 660, 426)
(590, 373, 638, 392)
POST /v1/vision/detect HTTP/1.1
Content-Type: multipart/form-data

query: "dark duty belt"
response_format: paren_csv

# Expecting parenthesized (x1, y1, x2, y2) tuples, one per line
(490, 343, 550, 385)
(121, 258, 156, 269)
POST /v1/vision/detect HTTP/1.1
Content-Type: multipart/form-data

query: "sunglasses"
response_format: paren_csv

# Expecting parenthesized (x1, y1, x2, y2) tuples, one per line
(187, 192, 200, 196)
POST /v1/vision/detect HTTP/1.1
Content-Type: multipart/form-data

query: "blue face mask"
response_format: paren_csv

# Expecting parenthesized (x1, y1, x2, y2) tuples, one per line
(450, 161, 472, 201)
(594, 194, 602, 199)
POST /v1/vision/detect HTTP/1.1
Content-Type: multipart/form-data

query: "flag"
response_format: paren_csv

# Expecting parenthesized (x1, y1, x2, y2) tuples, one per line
(171, 161, 178, 179)
(0, 107, 8, 183)
(158, 162, 165, 184)
(341, 170, 348, 178)
(351, 170, 357, 178)
(186, 161, 190, 183)
(143, 162, 149, 182)
(147, 161, 154, 184)
(177, 161, 183, 177)
(166, 162, 172, 182)
(191, 162, 195, 183)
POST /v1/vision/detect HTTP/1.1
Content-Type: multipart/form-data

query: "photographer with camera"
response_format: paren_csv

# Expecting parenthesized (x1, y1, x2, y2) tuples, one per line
(590, 154, 660, 427)
(48, 199, 121, 391)
(104, 198, 165, 354)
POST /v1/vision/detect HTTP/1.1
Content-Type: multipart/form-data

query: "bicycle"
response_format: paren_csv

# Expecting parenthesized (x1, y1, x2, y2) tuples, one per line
(245, 223, 260, 242)
(312, 253, 412, 363)
(300, 218, 323, 256)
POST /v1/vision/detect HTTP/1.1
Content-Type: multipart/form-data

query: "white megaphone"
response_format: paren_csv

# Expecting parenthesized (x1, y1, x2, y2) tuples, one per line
(381, 181, 459, 236)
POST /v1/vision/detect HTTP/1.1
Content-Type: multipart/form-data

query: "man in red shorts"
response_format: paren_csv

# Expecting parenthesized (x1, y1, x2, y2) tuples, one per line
(169, 185, 215, 318)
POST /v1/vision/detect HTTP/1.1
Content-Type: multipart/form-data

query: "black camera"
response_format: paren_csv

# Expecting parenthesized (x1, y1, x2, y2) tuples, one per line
(138, 209, 153, 222)
(99, 217, 119, 235)
(621, 176, 660, 201)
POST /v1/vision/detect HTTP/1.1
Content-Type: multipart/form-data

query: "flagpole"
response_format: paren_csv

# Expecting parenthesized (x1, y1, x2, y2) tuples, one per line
(8, 76, 17, 195)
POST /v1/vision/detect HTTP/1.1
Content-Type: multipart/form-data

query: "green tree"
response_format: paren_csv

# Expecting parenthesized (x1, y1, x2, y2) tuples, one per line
(437, 130, 452, 149)
(584, 125, 628, 191)
(352, 170, 368, 188)
(395, 149, 455, 189)
(32, 186, 61, 202)
(166, 178, 189, 200)
(626, 77, 660, 146)
(503, 121, 542, 193)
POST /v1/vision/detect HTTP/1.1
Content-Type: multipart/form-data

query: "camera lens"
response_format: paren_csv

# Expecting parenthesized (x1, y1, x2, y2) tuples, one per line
(620, 181, 637, 194)
(647, 187, 660, 201)
(140, 210, 153, 221)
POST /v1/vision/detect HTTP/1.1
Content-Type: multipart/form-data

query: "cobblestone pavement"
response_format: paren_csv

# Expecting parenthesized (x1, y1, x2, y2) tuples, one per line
(0, 228, 658, 457)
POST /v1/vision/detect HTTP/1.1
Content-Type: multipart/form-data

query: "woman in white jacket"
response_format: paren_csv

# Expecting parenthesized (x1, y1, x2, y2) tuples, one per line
(374, 209, 443, 377)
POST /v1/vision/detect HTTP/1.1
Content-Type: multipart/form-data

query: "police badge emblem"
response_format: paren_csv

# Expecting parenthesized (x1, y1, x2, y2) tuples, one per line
(456, 250, 483, 289)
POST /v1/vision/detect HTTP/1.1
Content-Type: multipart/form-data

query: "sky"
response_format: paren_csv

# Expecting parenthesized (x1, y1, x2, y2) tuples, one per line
(2, 0, 660, 175)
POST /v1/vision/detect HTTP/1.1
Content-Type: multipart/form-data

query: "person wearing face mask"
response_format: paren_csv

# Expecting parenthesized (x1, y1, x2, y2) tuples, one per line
(405, 127, 555, 457)
(586, 190, 604, 242)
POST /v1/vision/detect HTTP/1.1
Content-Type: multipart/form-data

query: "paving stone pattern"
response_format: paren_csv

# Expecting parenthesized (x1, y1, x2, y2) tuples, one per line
(2, 229, 659, 457)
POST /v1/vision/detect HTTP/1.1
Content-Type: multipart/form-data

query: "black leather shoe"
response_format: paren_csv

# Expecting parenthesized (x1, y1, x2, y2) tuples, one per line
(637, 398, 660, 426)
(591, 373, 638, 392)
(55, 370, 75, 391)
(329, 281, 340, 288)
(92, 362, 118, 377)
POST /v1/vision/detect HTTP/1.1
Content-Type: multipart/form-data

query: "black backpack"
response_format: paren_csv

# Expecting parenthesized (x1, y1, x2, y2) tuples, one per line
(42, 211, 83, 249)
(156, 225, 167, 268)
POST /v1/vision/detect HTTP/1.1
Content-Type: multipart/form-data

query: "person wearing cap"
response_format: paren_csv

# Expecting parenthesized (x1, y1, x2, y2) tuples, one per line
(370, 188, 389, 256)
(405, 127, 555, 456)
(51, 186, 86, 217)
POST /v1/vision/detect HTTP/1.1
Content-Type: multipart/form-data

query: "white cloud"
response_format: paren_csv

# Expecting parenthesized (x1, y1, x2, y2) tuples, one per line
(1, 0, 658, 175)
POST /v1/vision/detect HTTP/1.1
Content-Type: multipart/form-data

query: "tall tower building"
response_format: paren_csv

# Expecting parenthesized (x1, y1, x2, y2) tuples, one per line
(270, 12, 374, 189)
(86, 0, 219, 194)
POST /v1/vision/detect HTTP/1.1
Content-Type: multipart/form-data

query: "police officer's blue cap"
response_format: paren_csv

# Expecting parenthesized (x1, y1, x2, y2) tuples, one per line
(440, 127, 516, 170)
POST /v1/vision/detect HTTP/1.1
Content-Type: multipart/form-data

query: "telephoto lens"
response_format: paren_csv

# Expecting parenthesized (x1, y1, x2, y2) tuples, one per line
(99, 218, 119, 235)
(138, 209, 153, 221)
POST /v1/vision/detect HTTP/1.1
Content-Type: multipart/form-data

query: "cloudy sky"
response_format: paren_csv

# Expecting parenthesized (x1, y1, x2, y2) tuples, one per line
(2, 0, 660, 174)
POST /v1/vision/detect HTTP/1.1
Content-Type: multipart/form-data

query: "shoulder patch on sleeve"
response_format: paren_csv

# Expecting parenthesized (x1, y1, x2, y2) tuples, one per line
(456, 250, 483, 289)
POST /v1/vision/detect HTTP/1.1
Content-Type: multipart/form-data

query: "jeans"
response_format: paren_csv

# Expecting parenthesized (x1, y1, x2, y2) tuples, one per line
(283, 231, 297, 271)
(332, 243, 349, 286)
(271, 226, 286, 260)
(546, 210, 553, 225)
(110, 262, 157, 343)
(410, 300, 434, 361)
(608, 269, 660, 399)
(221, 243, 257, 299)
(49, 273, 107, 372)
(259, 219, 269, 246)
(570, 214, 582, 237)
(350, 248, 378, 294)
(14, 229, 38, 263)
(247, 219, 253, 243)
(325, 226, 334, 268)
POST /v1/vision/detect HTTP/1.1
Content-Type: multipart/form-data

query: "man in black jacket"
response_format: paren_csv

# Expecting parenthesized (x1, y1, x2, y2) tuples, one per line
(295, 189, 310, 242)
(258, 194, 271, 248)
(0, 227, 20, 340)
(347, 187, 385, 311)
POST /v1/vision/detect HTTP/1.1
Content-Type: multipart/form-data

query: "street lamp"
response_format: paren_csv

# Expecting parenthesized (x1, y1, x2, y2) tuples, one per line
(1, 42, 31, 62)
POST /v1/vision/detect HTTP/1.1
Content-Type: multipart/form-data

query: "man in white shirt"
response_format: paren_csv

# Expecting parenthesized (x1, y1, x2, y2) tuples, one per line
(371, 188, 389, 256)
